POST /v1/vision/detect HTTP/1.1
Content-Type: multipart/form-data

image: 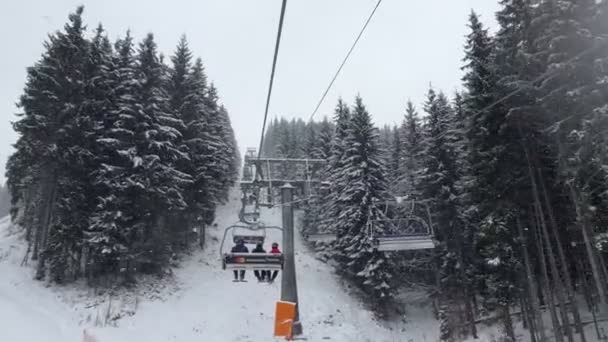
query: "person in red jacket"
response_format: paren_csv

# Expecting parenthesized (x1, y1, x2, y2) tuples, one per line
(268, 242, 281, 283)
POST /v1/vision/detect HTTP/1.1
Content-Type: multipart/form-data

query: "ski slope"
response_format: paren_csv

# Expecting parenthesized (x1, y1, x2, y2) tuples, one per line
(5, 190, 607, 341)
(0, 191, 416, 342)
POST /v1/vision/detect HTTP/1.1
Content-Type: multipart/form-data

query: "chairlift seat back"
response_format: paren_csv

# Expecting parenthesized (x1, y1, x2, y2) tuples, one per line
(372, 235, 436, 251)
(223, 252, 284, 270)
(306, 233, 337, 243)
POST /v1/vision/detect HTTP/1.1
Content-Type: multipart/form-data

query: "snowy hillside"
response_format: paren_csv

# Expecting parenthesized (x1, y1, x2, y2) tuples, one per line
(5, 191, 608, 341)
(0, 190, 437, 342)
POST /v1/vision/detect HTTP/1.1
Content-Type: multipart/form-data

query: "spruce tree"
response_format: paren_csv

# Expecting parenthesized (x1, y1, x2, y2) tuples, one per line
(389, 126, 401, 185)
(318, 99, 351, 235)
(8, 6, 93, 281)
(204, 83, 234, 204)
(459, 11, 525, 339)
(313, 117, 334, 160)
(302, 121, 317, 158)
(131, 33, 191, 271)
(332, 96, 395, 307)
(397, 100, 422, 197)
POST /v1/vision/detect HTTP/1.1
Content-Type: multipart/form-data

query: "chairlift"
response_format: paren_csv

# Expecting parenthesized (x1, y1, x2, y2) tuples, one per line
(240, 210, 260, 224)
(258, 186, 276, 208)
(306, 232, 337, 243)
(371, 235, 435, 251)
(238, 182, 262, 224)
(223, 253, 284, 271)
(368, 200, 437, 252)
(220, 223, 284, 271)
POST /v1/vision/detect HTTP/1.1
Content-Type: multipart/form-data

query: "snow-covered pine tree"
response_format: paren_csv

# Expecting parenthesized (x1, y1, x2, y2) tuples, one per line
(261, 118, 279, 157)
(416, 88, 478, 337)
(204, 83, 234, 204)
(131, 33, 192, 272)
(449, 91, 480, 339)
(79, 25, 133, 280)
(396, 100, 422, 197)
(187, 59, 227, 226)
(6, 7, 95, 281)
(166, 36, 211, 246)
(46, 9, 104, 282)
(312, 117, 334, 160)
(389, 126, 401, 185)
(86, 31, 142, 281)
(317, 99, 351, 236)
(293, 118, 307, 158)
(9, 8, 239, 283)
(331, 96, 395, 308)
(527, 0, 608, 322)
(301, 117, 333, 246)
(377, 124, 393, 171)
(302, 121, 318, 158)
(218, 104, 240, 191)
(461, 8, 540, 340)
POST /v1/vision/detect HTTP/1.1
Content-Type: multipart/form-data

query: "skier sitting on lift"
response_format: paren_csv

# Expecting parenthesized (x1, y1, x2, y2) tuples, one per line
(231, 239, 249, 281)
(252, 242, 268, 282)
(268, 242, 281, 283)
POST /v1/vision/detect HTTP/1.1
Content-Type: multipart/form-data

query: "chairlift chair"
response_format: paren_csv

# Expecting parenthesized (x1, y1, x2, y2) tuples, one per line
(220, 223, 285, 271)
(306, 233, 337, 243)
(239, 209, 260, 225)
(368, 202, 437, 252)
(371, 235, 436, 251)
(258, 186, 275, 208)
(223, 253, 284, 271)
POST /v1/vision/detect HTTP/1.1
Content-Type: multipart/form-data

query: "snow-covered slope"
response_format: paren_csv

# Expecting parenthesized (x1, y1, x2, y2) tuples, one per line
(0, 191, 418, 342)
(8, 191, 607, 341)
(0, 216, 82, 341)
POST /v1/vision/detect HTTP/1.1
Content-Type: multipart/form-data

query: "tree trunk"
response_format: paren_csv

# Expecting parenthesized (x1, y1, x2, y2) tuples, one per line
(35, 176, 57, 280)
(578, 254, 603, 340)
(537, 170, 586, 341)
(528, 168, 573, 341)
(533, 208, 563, 342)
(597, 249, 608, 297)
(23, 184, 35, 243)
(464, 287, 478, 339)
(518, 125, 573, 342)
(522, 294, 538, 342)
(518, 215, 546, 341)
(569, 184, 607, 311)
(502, 303, 516, 342)
(199, 223, 206, 249)
(31, 185, 42, 261)
(521, 295, 529, 330)
(433, 260, 441, 320)
(21, 184, 37, 265)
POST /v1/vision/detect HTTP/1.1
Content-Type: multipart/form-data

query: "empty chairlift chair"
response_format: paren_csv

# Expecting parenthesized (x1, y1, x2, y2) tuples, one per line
(369, 215, 437, 252)
(305, 232, 337, 243)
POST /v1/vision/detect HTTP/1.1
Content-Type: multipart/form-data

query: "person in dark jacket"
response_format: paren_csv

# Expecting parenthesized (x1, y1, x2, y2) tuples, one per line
(268, 242, 281, 283)
(231, 239, 249, 281)
(252, 242, 268, 281)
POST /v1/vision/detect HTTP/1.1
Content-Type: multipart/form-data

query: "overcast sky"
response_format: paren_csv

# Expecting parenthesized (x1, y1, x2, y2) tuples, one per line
(0, 0, 500, 183)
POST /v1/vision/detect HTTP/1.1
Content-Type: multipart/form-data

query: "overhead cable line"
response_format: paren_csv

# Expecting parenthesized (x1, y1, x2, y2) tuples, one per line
(257, 0, 288, 159)
(308, 0, 383, 121)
